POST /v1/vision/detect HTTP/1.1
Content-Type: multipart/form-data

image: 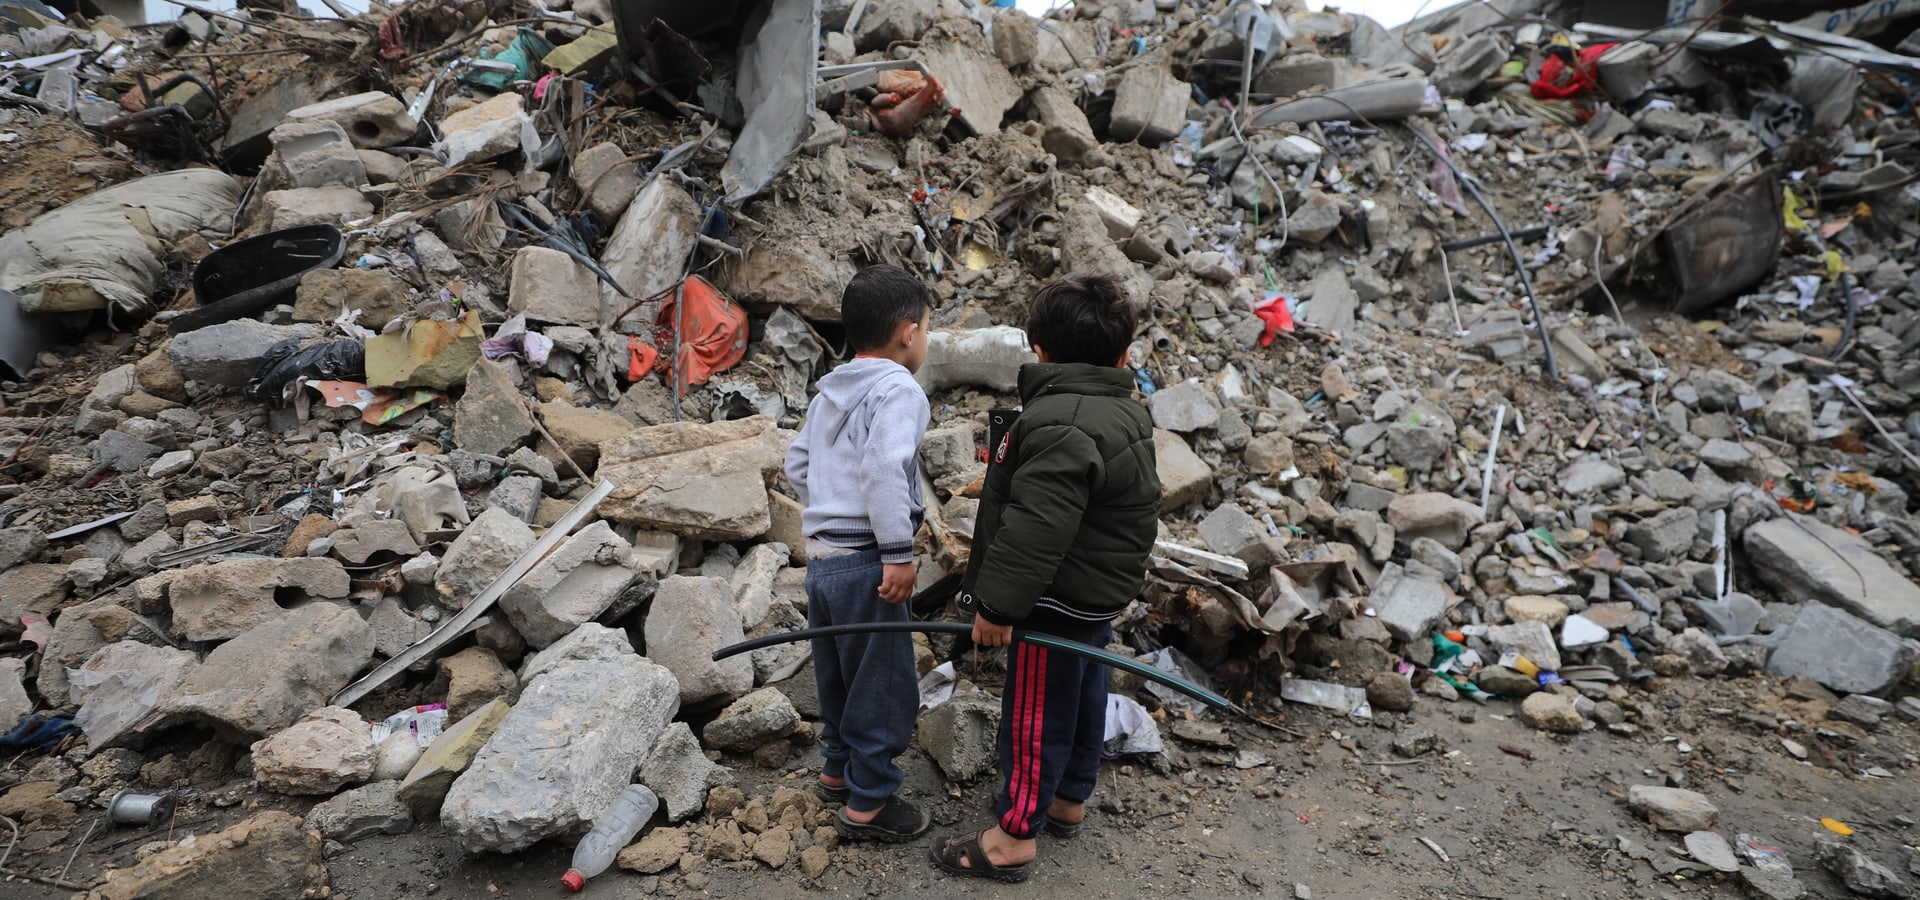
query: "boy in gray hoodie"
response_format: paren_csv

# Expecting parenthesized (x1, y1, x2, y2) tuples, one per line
(783, 265, 933, 842)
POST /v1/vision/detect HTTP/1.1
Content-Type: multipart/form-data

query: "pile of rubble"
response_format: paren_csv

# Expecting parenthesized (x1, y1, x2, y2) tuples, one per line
(2, 0, 1920, 894)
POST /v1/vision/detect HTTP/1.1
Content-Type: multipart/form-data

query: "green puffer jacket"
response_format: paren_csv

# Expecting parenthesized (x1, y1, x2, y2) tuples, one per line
(960, 362, 1161, 627)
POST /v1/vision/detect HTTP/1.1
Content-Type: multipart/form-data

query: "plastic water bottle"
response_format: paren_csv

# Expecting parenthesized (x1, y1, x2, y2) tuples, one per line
(560, 784, 659, 892)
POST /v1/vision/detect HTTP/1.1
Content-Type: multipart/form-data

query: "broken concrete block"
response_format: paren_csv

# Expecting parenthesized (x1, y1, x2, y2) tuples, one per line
(702, 687, 802, 751)
(993, 8, 1040, 67)
(646, 576, 754, 706)
(269, 119, 366, 190)
(1085, 186, 1143, 241)
(508, 246, 601, 327)
(595, 416, 790, 541)
(1371, 562, 1448, 642)
(250, 706, 376, 795)
(1767, 602, 1917, 695)
(292, 268, 413, 330)
(82, 811, 325, 899)
(573, 141, 639, 222)
(284, 90, 417, 149)
(1430, 33, 1504, 97)
(1149, 380, 1221, 432)
(918, 692, 1001, 782)
(729, 542, 789, 629)
(165, 320, 321, 387)
(641, 721, 734, 822)
(1386, 493, 1482, 551)
(599, 176, 700, 323)
(305, 780, 415, 842)
(1628, 785, 1718, 833)
(499, 521, 642, 648)
(441, 651, 679, 852)
(537, 400, 632, 472)
(70, 641, 197, 748)
(1197, 503, 1280, 568)
(453, 357, 535, 458)
(722, 232, 856, 322)
(1287, 190, 1344, 245)
(1255, 55, 1340, 96)
(1488, 619, 1563, 672)
(1111, 62, 1189, 145)
(437, 92, 537, 166)
(164, 602, 375, 739)
(398, 698, 510, 817)
(264, 186, 374, 230)
(438, 647, 517, 721)
(1745, 517, 1920, 636)
(1154, 429, 1212, 507)
(0, 564, 67, 635)
(435, 508, 537, 610)
(167, 557, 350, 642)
(1628, 506, 1699, 563)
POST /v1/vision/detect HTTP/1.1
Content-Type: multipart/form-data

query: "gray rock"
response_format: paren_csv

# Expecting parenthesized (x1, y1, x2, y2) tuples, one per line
(1344, 482, 1397, 511)
(1520, 692, 1583, 733)
(1762, 378, 1813, 442)
(251, 706, 376, 795)
(1629, 506, 1698, 562)
(441, 652, 680, 852)
(1149, 381, 1222, 433)
(0, 659, 31, 734)
(1642, 468, 1696, 504)
(645, 576, 754, 706)
(485, 475, 544, 522)
(747, 600, 809, 686)
(1198, 504, 1278, 568)
(453, 358, 535, 457)
(0, 527, 46, 571)
(728, 543, 789, 630)
(1689, 592, 1764, 637)
(1741, 868, 1806, 900)
(70, 640, 195, 749)
(640, 721, 734, 823)
(1487, 620, 1563, 672)
(1698, 438, 1755, 473)
(435, 508, 536, 610)
(1745, 517, 1920, 636)
(1663, 627, 1728, 676)
(1829, 693, 1893, 728)
(1430, 32, 1504, 95)
(164, 603, 375, 738)
(498, 520, 640, 648)
(446, 450, 505, 490)
(166, 321, 321, 387)
(1370, 563, 1448, 643)
(595, 416, 789, 541)
(517, 622, 634, 683)
(167, 557, 350, 642)
(1155, 430, 1213, 507)
(1559, 460, 1626, 495)
(918, 692, 1001, 782)
(1473, 666, 1537, 697)
(1683, 830, 1739, 873)
(502, 447, 560, 491)
(1816, 839, 1908, 898)
(91, 430, 162, 473)
(701, 687, 801, 752)
(1690, 369, 1755, 411)
(1384, 402, 1455, 472)
(1627, 785, 1718, 832)
(1410, 538, 1463, 582)
(1385, 492, 1482, 550)
(305, 781, 414, 843)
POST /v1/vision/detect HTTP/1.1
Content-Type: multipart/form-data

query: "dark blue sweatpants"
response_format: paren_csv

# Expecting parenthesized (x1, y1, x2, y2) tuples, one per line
(995, 624, 1110, 839)
(805, 549, 916, 813)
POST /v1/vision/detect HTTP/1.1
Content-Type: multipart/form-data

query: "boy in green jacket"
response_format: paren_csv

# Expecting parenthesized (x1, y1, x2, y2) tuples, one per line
(932, 273, 1161, 882)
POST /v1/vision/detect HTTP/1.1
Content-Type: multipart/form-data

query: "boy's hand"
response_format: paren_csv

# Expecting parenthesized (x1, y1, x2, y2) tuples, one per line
(878, 563, 916, 604)
(972, 616, 1013, 647)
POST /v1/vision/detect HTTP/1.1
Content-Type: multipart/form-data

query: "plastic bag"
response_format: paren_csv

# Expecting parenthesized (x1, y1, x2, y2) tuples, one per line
(370, 703, 448, 748)
(248, 338, 366, 402)
(655, 276, 747, 396)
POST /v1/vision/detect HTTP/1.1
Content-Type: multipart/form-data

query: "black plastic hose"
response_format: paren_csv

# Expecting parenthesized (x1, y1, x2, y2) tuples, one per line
(712, 622, 1231, 709)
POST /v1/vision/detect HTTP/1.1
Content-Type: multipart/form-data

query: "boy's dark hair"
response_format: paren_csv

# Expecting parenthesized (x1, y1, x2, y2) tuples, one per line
(841, 265, 933, 352)
(1024, 272, 1136, 365)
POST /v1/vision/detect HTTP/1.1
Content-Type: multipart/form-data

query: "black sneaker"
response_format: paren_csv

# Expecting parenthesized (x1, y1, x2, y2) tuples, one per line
(814, 779, 850, 805)
(834, 795, 931, 843)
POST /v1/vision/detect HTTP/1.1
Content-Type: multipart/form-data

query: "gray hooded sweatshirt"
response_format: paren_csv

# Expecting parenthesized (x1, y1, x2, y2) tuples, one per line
(784, 357, 929, 564)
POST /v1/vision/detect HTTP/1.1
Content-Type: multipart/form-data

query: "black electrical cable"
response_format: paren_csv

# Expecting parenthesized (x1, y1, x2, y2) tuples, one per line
(712, 622, 1232, 709)
(1408, 128, 1563, 384)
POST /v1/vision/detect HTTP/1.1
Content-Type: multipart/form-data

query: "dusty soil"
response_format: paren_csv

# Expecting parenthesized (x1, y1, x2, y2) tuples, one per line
(0, 118, 143, 230)
(3, 665, 1915, 899)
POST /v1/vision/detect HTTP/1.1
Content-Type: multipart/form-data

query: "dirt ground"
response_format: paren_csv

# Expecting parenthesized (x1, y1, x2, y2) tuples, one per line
(4, 663, 1915, 900)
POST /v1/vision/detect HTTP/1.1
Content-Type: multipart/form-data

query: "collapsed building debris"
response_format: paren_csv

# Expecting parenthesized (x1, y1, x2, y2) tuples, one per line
(0, 0, 1919, 894)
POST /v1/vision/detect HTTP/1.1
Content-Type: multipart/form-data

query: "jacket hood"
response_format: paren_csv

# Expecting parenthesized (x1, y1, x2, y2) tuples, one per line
(809, 356, 911, 442)
(1017, 362, 1137, 403)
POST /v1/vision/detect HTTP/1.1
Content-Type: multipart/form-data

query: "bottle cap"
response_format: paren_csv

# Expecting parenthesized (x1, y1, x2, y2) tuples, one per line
(561, 869, 585, 893)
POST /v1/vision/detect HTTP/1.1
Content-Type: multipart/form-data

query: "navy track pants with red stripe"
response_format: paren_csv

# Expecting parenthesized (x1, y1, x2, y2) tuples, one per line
(994, 625, 1110, 839)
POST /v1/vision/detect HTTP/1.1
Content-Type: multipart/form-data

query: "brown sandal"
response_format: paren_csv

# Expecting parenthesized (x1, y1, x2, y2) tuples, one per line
(930, 831, 1033, 883)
